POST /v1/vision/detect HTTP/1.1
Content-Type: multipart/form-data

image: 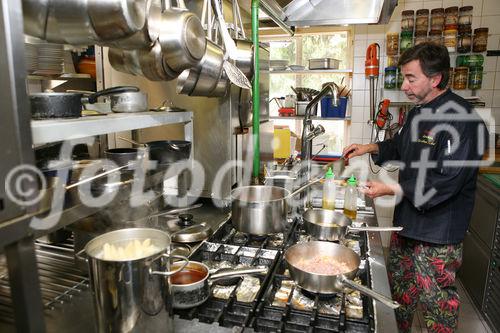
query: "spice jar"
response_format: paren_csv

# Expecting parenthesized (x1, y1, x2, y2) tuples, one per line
(445, 6, 459, 26)
(457, 28, 472, 53)
(473, 28, 489, 53)
(401, 10, 415, 32)
(431, 8, 445, 32)
(415, 9, 429, 33)
(444, 26, 458, 53)
(384, 67, 397, 89)
(453, 67, 468, 90)
(468, 66, 483, 90)
(428, 30, 443, 45)
(458, 6, 473, 29)
(415, 31, 428, 46)
(400, 31, 413, 53)
(386, 33, 399, 56)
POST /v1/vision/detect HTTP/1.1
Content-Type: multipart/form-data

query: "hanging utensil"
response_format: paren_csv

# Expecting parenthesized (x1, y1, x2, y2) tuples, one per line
(211, 0, 252, 90)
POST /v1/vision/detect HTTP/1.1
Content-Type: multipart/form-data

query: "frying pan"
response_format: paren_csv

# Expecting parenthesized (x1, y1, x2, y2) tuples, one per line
(284, 241, 400, 309)
(303, 208, 402, 241)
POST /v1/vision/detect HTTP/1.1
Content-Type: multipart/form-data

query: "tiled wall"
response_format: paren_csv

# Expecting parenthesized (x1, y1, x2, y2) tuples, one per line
(350, 0, 500, 145)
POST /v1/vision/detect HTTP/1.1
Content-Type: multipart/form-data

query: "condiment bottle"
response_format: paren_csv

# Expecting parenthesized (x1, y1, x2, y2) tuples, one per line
(343, 175, 358, 220)
(322, 167, 336, 210)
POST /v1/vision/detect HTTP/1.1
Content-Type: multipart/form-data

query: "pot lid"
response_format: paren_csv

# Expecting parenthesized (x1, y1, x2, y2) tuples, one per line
(171, 222, 212, 243)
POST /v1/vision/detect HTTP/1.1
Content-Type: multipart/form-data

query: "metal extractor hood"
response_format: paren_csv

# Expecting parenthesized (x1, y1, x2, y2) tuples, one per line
(274, 0, 398, 27)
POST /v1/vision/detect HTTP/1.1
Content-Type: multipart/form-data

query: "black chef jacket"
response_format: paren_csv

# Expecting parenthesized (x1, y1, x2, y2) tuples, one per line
(372, 89, 487, 244)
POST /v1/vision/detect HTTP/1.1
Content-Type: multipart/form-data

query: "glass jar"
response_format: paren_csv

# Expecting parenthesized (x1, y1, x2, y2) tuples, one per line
(384, 67, 397, 89)
(386, 33, 399, 56)
(468, 66, 483, 90)
(444, 26, 458, 53)
(415, 31, 428, 45)
(401, 10, 415, 32)
(453, 67, 468, 90)
(387, 55, 399, 67)
(397, 67, 404, 88)
(400, 31, 413, 53)
(415, 9, 429, 33)
(447, 67, 454, 89)
(445, 6, 459, 26)
(473, 28, 489, 53)
(456, 55, 469, 67)
(467, 54, 484, 67)
(457, 28, 472, 53)
(431, 8, 445, 32)
(428, 30, 443, 45)
(458, 6, 473, 29)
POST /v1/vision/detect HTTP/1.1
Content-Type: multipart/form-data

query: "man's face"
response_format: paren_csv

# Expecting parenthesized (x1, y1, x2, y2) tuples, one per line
(400, 59, 440, 104)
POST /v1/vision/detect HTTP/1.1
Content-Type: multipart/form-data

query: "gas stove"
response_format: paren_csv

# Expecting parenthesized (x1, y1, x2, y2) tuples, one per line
(174, 216, 375, 332)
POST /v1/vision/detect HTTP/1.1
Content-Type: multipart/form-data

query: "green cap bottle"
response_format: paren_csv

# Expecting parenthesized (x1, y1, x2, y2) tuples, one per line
(325, 167, 334, 179)
(347, 175, 357, 185)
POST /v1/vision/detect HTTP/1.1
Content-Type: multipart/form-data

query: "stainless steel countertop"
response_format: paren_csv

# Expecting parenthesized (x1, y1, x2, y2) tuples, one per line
(0, 201, 397, 333)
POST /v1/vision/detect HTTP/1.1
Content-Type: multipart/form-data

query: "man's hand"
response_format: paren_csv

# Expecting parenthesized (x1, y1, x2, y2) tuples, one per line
(342, 143, 379, 160)
(360, 180, 402, 199)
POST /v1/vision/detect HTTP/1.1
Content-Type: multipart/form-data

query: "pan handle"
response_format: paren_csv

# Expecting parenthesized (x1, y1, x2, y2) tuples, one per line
(209, 267, 267, 281)
(340, 276, 400, 309)
(149, 254, 189, 277)
(86, 86, 140, 104)
(347, 226, 403, 233)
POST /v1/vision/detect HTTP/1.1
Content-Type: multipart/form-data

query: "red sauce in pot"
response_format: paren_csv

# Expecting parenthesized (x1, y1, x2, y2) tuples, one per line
(170, 268, 206, 285)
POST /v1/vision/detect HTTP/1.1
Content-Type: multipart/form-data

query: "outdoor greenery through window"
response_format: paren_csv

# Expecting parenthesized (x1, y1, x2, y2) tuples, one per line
(263, 30, 352, 157)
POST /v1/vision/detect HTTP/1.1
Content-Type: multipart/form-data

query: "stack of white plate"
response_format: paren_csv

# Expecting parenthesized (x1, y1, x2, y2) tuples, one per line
(24, 42, 38, 73)
(35, 41, 64, 75)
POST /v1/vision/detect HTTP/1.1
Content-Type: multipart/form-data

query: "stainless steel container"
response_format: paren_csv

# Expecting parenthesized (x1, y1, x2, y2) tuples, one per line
(230, 185, 289, 235)
(81, 228, 187, 333)
(308, 58, 340, 70)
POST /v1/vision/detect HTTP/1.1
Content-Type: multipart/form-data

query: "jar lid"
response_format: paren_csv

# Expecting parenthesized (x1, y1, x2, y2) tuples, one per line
(416, 9, 429, 15)
(459, 6, 473, 12)
(431, 8, 445, 14)
(385, 66, 397, 71)
(444, 24, 458, 30)
(474, 27, 489, 33)
(402, 10, 415, 16)
(445, 6, 459, 13)
(401, 31, 413, 37)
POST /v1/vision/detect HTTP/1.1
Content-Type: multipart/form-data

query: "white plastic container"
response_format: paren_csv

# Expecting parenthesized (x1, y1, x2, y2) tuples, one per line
(343, 175, 358, 219)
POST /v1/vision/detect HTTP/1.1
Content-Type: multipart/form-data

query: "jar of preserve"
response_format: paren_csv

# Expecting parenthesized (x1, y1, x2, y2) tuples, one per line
(415, 9, 429, 33)
(386, 33, 399, 56)
(473, 28, 489, 53)
(400, 31, 413, 53)
(456, 55, 468, 67)
(428, 30, 443, 45)
(384, 67, 397, 89)
(453, 67, 468, 90)
(468, 66, 483, 90)
(401, 10, 415, 32)
(415, 31, 428, 45)
(458, 6, 473, 28)
(397, 68, 404, 88)
(444, 26, 458, 53)
(445, 6, 459, 26)
(431, 8, 445, 31)
(467, 54, 484, 67)
(447, 67, 454, 89)
(387, 55, 399, 67)
(457, 29, 472, 53)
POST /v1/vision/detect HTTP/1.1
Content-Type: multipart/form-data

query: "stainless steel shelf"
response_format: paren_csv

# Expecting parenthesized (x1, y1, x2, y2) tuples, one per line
(269, 115, 351, 120)
(27, 73, 94, 81)
(266, 69, 353, 74)
(31, 111, 193, 145)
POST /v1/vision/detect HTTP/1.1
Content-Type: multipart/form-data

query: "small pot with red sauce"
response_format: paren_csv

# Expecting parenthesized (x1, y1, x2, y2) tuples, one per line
(170, 261, 267, 309)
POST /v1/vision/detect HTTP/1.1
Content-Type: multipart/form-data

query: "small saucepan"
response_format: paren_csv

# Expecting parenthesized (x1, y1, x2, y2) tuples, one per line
(170, 261, 267, 309)
(284, 241, 400, 309)
(302, 208, 402, 241)
(118, 136, 192, 166)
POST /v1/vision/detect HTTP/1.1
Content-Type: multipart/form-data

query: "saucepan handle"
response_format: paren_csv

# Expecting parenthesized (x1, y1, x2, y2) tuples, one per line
(149, 254, 189, 277)
(75, 248, 88, 262)
(209, 267, 268, 281)
(341, 276, 400, 309)
(347, 226, 403, 233)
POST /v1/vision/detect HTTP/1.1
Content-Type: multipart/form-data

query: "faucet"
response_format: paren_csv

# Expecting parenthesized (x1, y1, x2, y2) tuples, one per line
(300, 83, 338, 179)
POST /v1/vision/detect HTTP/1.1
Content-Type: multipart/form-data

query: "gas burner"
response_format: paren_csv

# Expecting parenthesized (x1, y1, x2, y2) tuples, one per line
(232, 232, 249, 245)
(300, 288, 340, 301)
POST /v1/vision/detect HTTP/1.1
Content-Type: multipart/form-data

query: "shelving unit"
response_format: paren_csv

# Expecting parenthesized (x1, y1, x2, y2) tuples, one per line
(266, 69, 353, 74)
(269, 115, 350, 120)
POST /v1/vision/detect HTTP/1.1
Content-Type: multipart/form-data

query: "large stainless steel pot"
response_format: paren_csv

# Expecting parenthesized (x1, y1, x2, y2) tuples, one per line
(170, 261, 267, 309)
(231, 178, 322, 235)
(22, 0, 49, 39)
(108, 48, 143, 76)
(302, 208, 403, 241)
(80, 228, 188, 332)
(284, 241, 400, 309)
(159, 0, 206, 73)
(52, 0, 98, 45)
(139, 41, 179, 81)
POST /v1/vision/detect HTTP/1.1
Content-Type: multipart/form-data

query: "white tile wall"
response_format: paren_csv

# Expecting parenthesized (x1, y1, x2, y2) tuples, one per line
(482, 0, 500, 16)
(351, 106, 365, 122)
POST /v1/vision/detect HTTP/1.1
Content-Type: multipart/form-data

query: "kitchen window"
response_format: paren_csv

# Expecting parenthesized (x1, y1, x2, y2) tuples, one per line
(261, 28, 353, 157)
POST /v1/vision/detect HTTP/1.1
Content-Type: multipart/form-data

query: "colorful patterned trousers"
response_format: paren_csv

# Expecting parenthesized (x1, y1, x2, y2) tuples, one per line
(387, 232, 463, 333)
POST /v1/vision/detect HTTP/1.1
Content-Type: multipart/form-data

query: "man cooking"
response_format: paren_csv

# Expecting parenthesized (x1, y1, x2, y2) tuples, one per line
(342, 43, 488, 333)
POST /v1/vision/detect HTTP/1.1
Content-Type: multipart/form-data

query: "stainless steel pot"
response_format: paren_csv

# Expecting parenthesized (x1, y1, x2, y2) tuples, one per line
(231, 178, 322, 235)
(170, 261, 267, 309)
(108, 48, 143, 76)
(139, 40, 179, 81)
(284, 241, 400, 309)
(88, 0, 148, 41)
(22, 0, 49, 39)
(159, 0, 206, 73)
(30, 92, 83, 119)
(52, 0, 98, 45)
(110, 91, 148, 112)
(80, 228, 188, 332)
(302, 208, 403, 241)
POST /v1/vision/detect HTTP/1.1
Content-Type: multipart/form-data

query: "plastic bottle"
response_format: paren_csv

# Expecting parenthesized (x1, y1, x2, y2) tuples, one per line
(343, 175, 358, 219)
(322, 167, 336, 210)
